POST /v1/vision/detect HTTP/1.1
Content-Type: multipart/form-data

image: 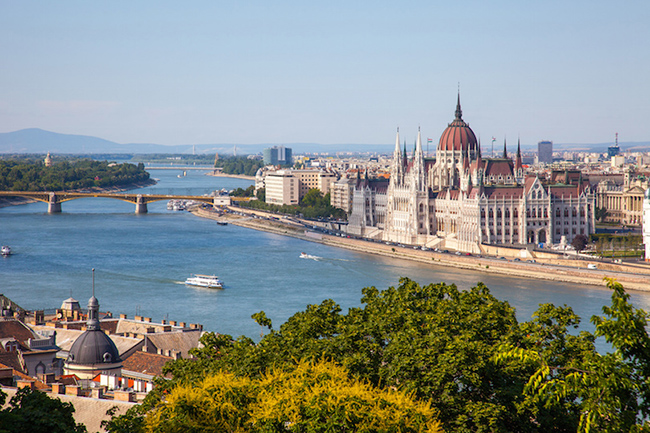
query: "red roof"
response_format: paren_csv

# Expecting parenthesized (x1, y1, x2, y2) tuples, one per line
(482, 186, 524, 200)
(484, 159, 514, 178)
(438, 118, 478, 152)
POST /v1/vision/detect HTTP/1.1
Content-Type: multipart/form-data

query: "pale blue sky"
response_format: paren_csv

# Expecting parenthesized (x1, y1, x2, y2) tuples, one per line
(1, 1, 648, 147)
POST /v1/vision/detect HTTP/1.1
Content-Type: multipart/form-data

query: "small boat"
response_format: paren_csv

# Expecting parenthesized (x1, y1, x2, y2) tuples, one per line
(1, 246, 11, 256)
(185, 274, 223, 289)
(216, 221, 228, 226)
(300, 252, 308, 258)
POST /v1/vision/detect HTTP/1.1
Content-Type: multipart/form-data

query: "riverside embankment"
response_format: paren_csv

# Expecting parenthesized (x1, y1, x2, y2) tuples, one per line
(191, 207, 650, 292)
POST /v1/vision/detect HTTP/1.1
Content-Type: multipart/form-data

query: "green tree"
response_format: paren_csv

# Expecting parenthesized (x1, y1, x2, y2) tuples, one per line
(496, 279, 650, 432)
(571, 234, 589, 253)
(301, 188, 323, 207)
(153, 280, 529, 432)
(255, 187, 265, 201)
(109, 278, 650, 433)
(595, 207, 609, 223)
(0, 387, 87, 433)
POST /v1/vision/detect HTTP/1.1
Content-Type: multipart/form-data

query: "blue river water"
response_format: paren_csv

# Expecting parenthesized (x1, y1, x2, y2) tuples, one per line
(1, 167, 649, 345)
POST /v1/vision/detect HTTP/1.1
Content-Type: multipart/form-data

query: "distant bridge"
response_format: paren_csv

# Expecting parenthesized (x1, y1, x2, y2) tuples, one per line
(144, 166, 216, 170)
(0, 191, 247, 214)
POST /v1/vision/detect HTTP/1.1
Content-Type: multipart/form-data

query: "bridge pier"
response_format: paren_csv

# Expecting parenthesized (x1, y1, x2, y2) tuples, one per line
(48, 193, 61, 213)
(135, 195, 148, 214)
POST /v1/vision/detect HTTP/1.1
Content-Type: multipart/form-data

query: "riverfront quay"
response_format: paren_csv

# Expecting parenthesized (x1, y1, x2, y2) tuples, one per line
(192, 206, 650, 292)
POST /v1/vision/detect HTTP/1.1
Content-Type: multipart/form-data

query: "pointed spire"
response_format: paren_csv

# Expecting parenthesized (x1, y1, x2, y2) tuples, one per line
(515, 138, 523, 171)
(502, 138, 508, 159)
(87, 268, 100, 331)
(455, 90, 462, 120)
(403, 140, 408, 169)
(394, 127, 401, 156)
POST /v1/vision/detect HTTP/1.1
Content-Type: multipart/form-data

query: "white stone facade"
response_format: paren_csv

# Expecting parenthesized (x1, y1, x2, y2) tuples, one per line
(347, 97, 595, 252)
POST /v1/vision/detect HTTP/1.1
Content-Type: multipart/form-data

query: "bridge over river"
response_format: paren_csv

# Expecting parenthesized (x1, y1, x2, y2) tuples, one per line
(0, 191, 245, 213)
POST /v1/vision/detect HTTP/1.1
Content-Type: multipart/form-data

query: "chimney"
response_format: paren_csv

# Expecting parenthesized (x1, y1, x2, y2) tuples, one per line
(51, 383, 65, 394)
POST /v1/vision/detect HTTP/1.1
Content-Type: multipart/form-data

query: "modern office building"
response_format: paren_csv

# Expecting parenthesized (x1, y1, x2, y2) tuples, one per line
(264, 169, 337, 205)
(263, 146, 292, 166)
(537, 141, 553, 164)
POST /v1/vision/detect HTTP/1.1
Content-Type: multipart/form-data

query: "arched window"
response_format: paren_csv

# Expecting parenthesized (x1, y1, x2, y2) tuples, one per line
(481, 209, 486, 218)
(505, 209, 510, 218)
(543, 208, 548, 218)
(556, 208, 561, 218)
(564, 209, 569, 217)
(513, 209, 518, 218)
(526, 209, 530, 218)
(532, 208, 536, 218)
(497, 209, 502, 218)
(572, 208, 577, 217)
(489, 209, 494, 218)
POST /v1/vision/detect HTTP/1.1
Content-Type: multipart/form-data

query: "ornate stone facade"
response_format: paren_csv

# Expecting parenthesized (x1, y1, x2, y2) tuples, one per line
(347, 96, 595, 252)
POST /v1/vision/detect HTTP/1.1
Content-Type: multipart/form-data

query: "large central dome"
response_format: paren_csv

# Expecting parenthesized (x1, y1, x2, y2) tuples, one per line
(438, 95, 478, 153)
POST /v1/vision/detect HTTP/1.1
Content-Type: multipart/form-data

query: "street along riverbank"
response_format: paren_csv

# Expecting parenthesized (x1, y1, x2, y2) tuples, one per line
(191, 207, 650, 292)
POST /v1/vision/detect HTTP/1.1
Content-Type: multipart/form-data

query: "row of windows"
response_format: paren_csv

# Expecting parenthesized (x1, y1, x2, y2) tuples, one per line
(481, 209, 519, 219)
(478, 207, 587, 219)
(556, 228, 585, 235)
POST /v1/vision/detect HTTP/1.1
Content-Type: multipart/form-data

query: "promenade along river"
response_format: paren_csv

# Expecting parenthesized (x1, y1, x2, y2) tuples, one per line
(1, 167, 649, 344)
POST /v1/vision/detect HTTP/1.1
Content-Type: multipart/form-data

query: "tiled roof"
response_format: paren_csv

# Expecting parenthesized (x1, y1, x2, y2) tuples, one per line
(144, 330, 202, 359)
(0, 362, 49, 390)
(122, 351, 173, 377)
(0, 351, 25, 373)
(0, 319, 37, 345)
(483, 186, 524, 200)
(484, 159, 514, 178)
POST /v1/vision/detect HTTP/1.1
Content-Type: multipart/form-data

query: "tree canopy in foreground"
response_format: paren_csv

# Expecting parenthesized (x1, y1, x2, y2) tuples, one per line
(105, 278, 650, 433)
(0, 386, 87, 433)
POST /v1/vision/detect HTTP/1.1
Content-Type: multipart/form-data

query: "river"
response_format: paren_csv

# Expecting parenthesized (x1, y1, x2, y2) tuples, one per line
(1, 167, 648, 345)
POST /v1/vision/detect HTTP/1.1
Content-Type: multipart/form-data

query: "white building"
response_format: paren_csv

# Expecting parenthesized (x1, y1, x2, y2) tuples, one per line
(347, 95, 595, 252)
(264, 169, 337, 206)
(643, 188, 650, 261)
(265, 170, 299, 205)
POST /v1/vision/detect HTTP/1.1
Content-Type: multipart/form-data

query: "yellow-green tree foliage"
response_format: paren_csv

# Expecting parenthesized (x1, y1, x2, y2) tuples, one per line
(144, 360, 442, 433)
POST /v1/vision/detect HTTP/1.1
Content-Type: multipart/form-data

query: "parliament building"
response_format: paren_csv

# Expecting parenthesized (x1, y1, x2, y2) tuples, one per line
(348, 95, 595, 253)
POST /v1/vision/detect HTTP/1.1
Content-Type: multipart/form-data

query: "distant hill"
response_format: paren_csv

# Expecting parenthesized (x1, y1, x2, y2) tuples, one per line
(1, 128, 648, 156)
(0, 128, 395, 155)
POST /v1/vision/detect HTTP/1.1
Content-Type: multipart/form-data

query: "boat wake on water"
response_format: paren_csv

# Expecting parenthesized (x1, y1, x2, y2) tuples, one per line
(299, 252, 349, 262)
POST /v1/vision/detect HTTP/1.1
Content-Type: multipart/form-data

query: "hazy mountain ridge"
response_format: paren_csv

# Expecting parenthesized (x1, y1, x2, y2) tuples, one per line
(1, 128, 648, 156)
